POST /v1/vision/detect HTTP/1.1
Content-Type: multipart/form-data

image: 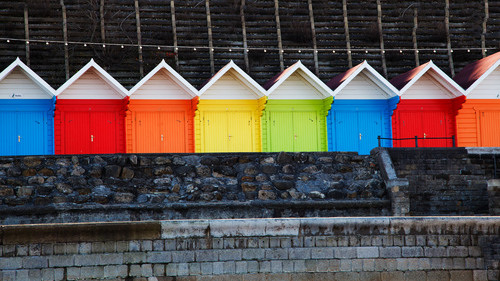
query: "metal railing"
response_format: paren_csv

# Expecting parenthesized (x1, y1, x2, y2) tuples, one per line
(378, 135, 456, 148)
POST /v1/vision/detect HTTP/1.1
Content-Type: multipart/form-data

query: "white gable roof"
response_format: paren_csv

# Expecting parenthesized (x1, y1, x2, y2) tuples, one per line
(56, 59, 128, 98)
(396, 61, 464, 97)
(330, 61, 398, 99)
(198, 61, 266, 98)
(265, 61, 333, 99)
(0, 57, 55, 98)
(129, 60, 198, 99)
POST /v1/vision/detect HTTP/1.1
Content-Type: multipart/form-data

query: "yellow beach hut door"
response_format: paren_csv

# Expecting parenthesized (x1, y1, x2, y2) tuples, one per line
(203, 111, 253, 152)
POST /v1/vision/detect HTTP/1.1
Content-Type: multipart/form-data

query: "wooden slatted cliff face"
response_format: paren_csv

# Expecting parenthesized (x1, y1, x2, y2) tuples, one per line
(195, 61, 266, 153)
(127, 60, 199, 153)
(390, 61, 465, 148)
(262, 61, 333, 153)
(0, 1, 494, 89)
(455, 51, 500, 147)
(0, 58, 55, 156)
(54, 60, 129, 155)
(327, 61, 399, 155)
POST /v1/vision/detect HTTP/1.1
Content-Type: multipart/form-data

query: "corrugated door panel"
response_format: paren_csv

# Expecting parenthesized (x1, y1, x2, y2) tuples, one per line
(228, 111, 253, 152)
(269, 111, 294, 152)
(0, 112, 17, 156)
(293, 111, 319, 152)
(334, 111, 359, 152)
(358, 111, 383, 155)
(136, 112, 161, 153)
(65, 112, 90, 154)
(91, 111, 117, 154)
(422, 111, 448, 147)
(162, 111, 187, 153)
(203, 111, 228, 152)
(480, 111, 500, 147)
(398, 111, 422, 147)
(17, 111, 45, 155)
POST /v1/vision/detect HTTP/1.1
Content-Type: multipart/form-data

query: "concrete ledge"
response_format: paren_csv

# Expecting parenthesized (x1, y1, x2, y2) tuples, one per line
(2, 217, 499, 244)
(466, 147, 500, 154)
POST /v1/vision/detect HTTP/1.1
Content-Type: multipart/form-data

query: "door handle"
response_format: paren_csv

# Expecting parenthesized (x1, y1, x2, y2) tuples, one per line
(228, 135, 231, 141)
(91, 135, 94, 142)
(423, 133, 426, 139)
(294, 134, 297, 140)
(161, 134, 164, 141)
(359, 133, 362, 140)
(18, 135, 21, 143)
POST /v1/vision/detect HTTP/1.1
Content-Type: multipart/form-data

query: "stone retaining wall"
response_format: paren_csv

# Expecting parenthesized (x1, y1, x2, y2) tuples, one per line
(0, 152, 389, 224)
(0, 217, 498, 280)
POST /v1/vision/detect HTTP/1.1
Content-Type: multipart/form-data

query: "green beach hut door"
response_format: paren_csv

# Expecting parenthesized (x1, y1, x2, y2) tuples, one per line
(269, 111, 319, 152)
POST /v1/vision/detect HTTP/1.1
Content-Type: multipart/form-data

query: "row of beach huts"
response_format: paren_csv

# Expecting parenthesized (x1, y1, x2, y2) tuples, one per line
(1, 52, 500, 156)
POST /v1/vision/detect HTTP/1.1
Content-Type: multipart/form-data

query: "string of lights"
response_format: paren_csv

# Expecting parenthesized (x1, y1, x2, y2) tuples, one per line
(1, 37, 492, 54)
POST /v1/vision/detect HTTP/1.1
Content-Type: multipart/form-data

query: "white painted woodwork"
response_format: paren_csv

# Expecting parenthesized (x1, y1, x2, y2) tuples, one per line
(268, 72, 324, 100)
(130, 69, 192, 100)
(58, 69, 124, 99)
(200, 71, 259, 100)
(467, 67, 500, 99)
(334, 72, 389, 100)
(0, 68, 52, 99)
(401, 73, 454, 99)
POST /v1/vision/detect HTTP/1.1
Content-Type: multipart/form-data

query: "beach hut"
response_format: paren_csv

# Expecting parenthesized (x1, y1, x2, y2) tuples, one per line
(390, 61, 465, 147)
(127, 60, 198, 153)
(454, 52, 500, 147)
(327, 61, 399, 155)
(262, 61, 333, 152)
(55, 59, 129, 154)
(0, 58, 56, 156)
(195, 61, 266, 153)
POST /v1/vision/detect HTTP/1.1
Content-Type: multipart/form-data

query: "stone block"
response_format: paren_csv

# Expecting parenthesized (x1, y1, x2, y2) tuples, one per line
(147, 251, 171, 263)
(41, 268, 54, 281)
(124, 252, 146, 264)
(450, 270, 473, 281)
(340, 259, 352, 271)
(311, 247, 334, 259)
(189, 263, 201, 275)
(172, 251, 195, 263)
(104, 265, 128, 278)
(74, 254, 100, 266)
(242, 249, 265, 260)
(448, 246, 469, 257)
(223, 261, 236, 274)
(357, 247, 379, 258)
(178, 263, 189, 276)
(100, 253, 123, 264)
(402, 246, 423, 257)
(212, 262, 224, 275)
(380, 272, 404, 281)
(153, 264, 165, 276)
(351, 259, 363, 271)
(304, 260, 316, 272)
(0, 257, 22, 270)
(335, 247, 356, 259)
(219, 249, 242, 261)
(335, 272, 360, 281)
(265, 248, 288, 260)
(358, 272, 381, 281)
(235, 261, 248, 274)
(80, 266, 104, 279)
(28, 269, 41, 280)
(22, 256, 48, 269)
(425, 246, 447, 257)
(271, 260, 283, 273)
(427, 270, 449, 281)
(196, 250, 218, 262)
(473, 270, 488, 281)
(66, 267, 80, 280)
(200, 262, 213, 275)
(49, 255, 74, 267)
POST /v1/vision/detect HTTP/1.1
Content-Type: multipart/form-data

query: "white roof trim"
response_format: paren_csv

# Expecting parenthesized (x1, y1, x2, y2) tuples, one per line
(399, 61, 464, 97)
(198, 60, 266, 98)
(332, 61, 399, 98)
(129, 60, 198, 98)
(462, 59, 500, 96)
(0, 57, 55, 97)
(56, 59, 129, 97)
(266, 61, 333, 98)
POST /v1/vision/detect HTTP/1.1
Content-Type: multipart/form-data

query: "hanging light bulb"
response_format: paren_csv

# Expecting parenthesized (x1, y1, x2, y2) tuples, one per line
(157, 46, 161, 50)
(6, 39, 10, 43)
(194, 48, 197, 51)
(332, 50, 335, 53)
(102, 44, 106, 48)
(84, 43, 87, 47)
(121, 45, 124, 48)
(46, 42, 49, 45)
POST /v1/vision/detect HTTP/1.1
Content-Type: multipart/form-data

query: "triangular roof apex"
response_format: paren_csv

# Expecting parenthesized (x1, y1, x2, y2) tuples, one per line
(56, 59, 128, 97)
(0, 57, 55, 96)
(129, 59, 198, 97)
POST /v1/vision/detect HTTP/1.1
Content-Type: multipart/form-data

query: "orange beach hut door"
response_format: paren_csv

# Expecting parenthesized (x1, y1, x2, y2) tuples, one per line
(479, 111, 500, 146)
(135, 111, 187, 153)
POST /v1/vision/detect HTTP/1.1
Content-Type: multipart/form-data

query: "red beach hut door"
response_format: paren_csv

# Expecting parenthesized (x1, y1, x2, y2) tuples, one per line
(65, 112, 91, 154)
(91, 111, 117, 154)
(398, 110, 447, 147)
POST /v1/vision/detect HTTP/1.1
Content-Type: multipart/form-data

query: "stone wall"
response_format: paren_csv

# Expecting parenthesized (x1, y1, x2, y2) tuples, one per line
(0, 152, 389, 224)
(0, 217, 498, 280)
(382, 148, 496, 216)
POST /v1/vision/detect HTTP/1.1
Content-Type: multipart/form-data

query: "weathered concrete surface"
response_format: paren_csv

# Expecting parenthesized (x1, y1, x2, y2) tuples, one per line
(0, 217, 498, 280)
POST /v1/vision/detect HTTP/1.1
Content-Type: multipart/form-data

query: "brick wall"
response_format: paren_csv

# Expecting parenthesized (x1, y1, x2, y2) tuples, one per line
(386, 148, 495, 216)
(0, 217, 498, 280)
